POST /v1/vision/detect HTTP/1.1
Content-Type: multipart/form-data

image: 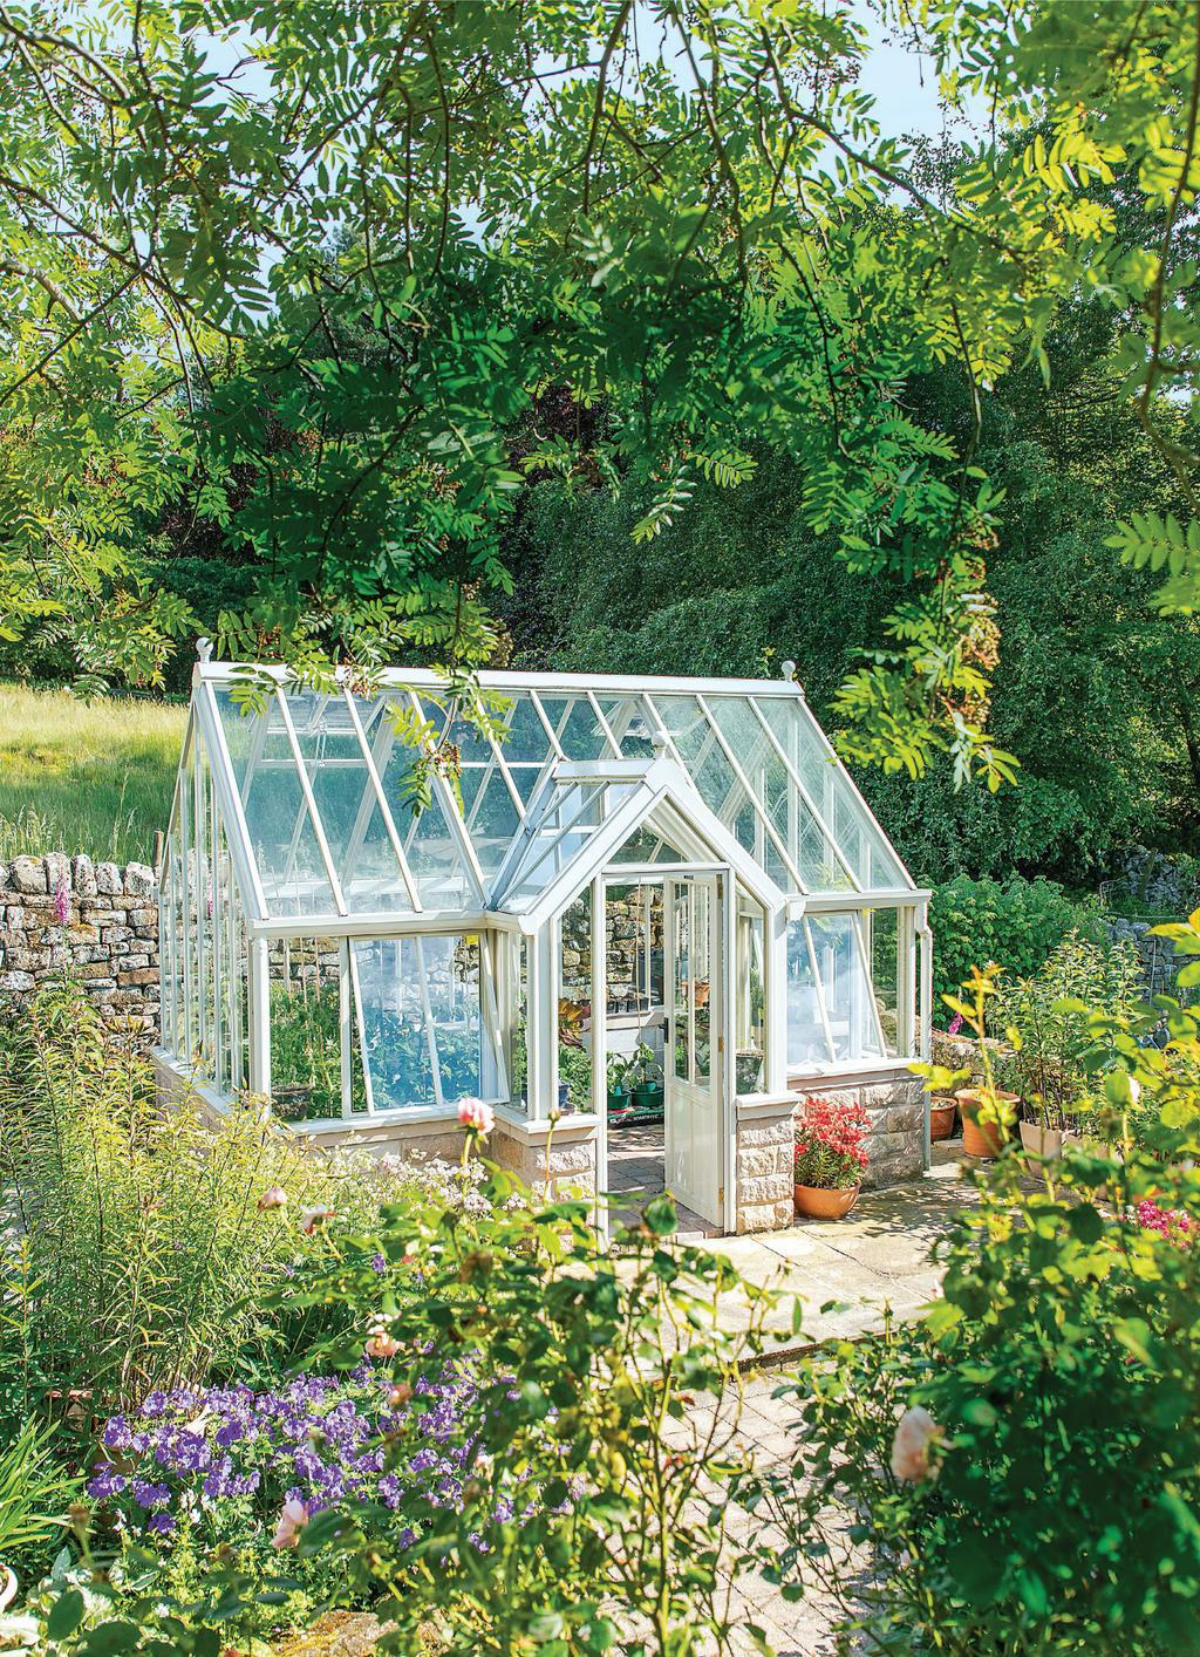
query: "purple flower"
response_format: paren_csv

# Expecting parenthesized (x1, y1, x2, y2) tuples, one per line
(371, 1252, 387, 1273)
(146, 1514, 175, 1536)
(53, 878, 70, 925)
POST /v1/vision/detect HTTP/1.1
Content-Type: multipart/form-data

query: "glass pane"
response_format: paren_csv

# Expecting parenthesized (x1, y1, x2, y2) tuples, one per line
(288, 692, 413, 916)
(694, 883, 712, 1084)
(508, 935, 528, 1112)
(536, 694, 613, 760)
(353, 935, 497, 1111)
(735, 902, 766, 1094)
(809, 912, 885, 1062)
(868, 907, 903, 1058)
(559, 896, 593, 1112)
(269, 939, 366, 1121)
(214, 689, 337, 918)
(593, 694, 656, 757)
(672, 884, 690, 1082)
(754, 696, 907, 892)
(786, 921, 828, 1066)
(374, 698, 475, 909)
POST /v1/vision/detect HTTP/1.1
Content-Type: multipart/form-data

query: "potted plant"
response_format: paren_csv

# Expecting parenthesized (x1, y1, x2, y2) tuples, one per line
(735, 1046, 764, 1094)
(630, 1043, 664, 1113)
(929, 1094, 958, 1141)
(793, 1097, 868, 1219)
(607, 1052, 634, 1116)
(955, 1084, 1019, 1158)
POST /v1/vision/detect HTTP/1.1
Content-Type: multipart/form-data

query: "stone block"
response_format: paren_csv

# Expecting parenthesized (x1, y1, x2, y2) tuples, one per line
(0, 864, 8, 892)
(737, 1200, 794, 1234)
(80, 906, 121, 925)
(5, 907, 27, 929)
(122, 954, 151, 969)
(737, 1146, 784, 1180)
(118, 968, 159, 986)
(885, 1103, 924, 1134)
(736, 1173, 790, 1207)
(95, 862, 123, 895)
(9, 856, 47, 894)
(124, 862, 156, 896)
(0, 970, 35, 992)
(78, 964, 116, 983)
(130, 908, 159, 929)
(44, 852, 71, 893)
(103, 927, 132, 945)
(737, 1117, 794, 1148)
(72, 854, 97, 897)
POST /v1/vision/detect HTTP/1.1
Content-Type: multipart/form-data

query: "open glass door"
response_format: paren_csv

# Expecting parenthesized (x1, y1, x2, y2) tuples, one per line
(665, 872, 724, 1226)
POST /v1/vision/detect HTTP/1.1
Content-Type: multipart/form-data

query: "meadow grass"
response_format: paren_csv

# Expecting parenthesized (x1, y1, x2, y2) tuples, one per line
(0, 682, 185, 866)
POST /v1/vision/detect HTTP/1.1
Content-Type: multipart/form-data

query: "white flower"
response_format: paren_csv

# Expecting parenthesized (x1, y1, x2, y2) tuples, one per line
(272, 1496, 309, 1550)
(890, 1405, 942, 1483)
(299, 1204, 335, 1235)
(457, 1097, 495, 1135)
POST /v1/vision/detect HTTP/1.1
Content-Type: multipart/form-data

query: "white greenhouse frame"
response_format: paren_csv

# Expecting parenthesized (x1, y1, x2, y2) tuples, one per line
(157, 654, 933, 1231)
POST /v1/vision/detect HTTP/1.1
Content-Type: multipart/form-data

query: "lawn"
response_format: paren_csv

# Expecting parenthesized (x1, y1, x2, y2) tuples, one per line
(0, 682, 185, 866)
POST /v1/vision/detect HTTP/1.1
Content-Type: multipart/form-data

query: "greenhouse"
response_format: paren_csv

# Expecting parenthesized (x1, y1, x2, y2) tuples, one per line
(155, 651, 933, 1235)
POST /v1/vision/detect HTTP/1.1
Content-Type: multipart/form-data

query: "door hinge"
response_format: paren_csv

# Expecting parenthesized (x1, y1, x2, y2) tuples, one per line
(717, 1034, 724, 1052)
(719, 1185, 725, 1204)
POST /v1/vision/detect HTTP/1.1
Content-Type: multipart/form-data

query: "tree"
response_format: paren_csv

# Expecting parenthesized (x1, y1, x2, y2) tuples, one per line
(0, 0, 1196, 790)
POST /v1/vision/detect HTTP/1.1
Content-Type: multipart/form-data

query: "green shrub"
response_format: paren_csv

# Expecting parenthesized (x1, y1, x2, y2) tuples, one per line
(0, 984, 359, 1430)
(930, 874, 1105, 1010)
(739, 960, 1200, 1653)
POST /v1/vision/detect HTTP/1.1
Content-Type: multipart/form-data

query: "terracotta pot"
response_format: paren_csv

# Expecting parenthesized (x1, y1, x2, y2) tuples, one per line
(956, 1089, 1019, 1159)
(794, 1182, 860, 1220)
(929, 1096, 957, 1142)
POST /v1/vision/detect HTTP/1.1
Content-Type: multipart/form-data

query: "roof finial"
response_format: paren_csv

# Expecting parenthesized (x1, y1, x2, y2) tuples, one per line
(196, 636, 213, 665)
(650, 730, 669, 755)
(780, 659, 797, 682)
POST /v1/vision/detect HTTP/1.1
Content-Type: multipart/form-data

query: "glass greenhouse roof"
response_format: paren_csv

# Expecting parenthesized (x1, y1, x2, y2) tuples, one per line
(181, 664, 914, 926)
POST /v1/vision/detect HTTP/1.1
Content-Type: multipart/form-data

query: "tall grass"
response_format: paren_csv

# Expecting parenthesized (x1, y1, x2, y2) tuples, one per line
(0, 682, 184, 865)
(0, 985, 353, 1427)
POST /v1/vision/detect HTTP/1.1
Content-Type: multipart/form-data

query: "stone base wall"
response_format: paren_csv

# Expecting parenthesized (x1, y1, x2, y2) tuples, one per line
(491, 1116, 598, 1202)
(791, 1072, 925, 1190)
(734, 1096, 796, 1232)
(0, 854, 160, 1034)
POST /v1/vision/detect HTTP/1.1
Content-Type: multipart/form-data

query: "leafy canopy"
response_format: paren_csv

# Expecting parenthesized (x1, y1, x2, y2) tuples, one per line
(1, 0, 1198, 784)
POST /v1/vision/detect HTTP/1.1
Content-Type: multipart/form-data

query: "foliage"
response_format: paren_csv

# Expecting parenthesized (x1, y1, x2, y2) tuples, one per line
(792, 1098, 869, 1191)
(0, 983, 352, 1429)
(0, 1420, 79, 1577)
(930, 874, 1105, 1007)
(8, 1, 1200, 784)
(83, 1364, 491, 1643)
(32, 1152, 781, 1654)
(254, 1154, 778, 1655)
(740, 961, 1200, 1653)
(0, 682, 184, 865)
(992, 933, 1144, 1126)
(556, 1040, 592, 1113)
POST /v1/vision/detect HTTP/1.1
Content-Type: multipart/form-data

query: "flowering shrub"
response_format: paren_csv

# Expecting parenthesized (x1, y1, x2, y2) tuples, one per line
(793, 1097, 868, 1189)
(84, 1361, 497, 1636)
(1135, 1198, 1194, 1244)
(741, 959, 1200, 1652)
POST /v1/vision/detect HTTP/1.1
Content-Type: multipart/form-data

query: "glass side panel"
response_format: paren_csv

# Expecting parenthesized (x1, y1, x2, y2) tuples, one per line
(214, 689, 337, 917)
(503, 780, 610, 908)
(286, 691, 412, 915)
(352, 935, 501, 1110)
(268, 938, 367, 1121)
(786, 921, 828, 1066)
(868, 907, 903, 1058)
(808, 911, 886, 1062)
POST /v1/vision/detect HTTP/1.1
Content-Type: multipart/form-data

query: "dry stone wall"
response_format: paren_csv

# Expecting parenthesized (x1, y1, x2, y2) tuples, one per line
(0, 854, 160, 1034)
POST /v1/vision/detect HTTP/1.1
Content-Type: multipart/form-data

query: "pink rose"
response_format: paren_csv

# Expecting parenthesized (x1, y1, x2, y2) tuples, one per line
(890, 1405, 942, 1483)
(271, 1496, 309, 1550)
(365, 1327, 401, 1359)
(257, 1186, 287, 1212)
(457, 1097, 495, 1136)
